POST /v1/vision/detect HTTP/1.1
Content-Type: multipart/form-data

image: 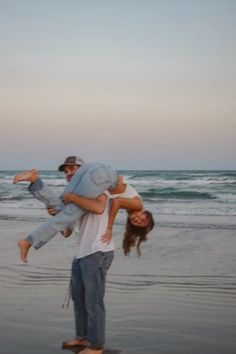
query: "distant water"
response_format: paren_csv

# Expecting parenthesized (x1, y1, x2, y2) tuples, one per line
(1, 170, 236, 226)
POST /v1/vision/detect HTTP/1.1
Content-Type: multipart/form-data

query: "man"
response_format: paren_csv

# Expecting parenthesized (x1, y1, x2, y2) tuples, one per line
(62, 186, 114, 354)
(16, 160, 114, 354)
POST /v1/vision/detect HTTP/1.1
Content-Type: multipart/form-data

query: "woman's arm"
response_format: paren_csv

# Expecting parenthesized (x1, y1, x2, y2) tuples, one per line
(63, 193, 107, 214)
(107, 196, 142, 230)
(101, 196, 143, 243)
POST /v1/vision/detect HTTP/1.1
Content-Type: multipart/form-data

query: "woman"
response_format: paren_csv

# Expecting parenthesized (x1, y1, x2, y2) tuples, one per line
(123, 210, 154, 256)
(63, 187, 155, 257)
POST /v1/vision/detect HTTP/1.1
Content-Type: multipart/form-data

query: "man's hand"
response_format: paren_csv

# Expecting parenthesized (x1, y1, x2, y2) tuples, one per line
(63, 193, 75, 204)
(62, 228, 73, 238)
(101, 228, 112, 244)
(47, 207, 57, 216)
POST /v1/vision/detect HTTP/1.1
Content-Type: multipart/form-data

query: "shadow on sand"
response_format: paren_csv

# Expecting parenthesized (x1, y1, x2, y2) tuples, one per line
(62, 346, 122, 354)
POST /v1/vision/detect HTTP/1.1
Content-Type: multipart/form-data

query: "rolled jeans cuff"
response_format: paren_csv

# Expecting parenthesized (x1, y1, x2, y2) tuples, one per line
(76, 336, 87, 340)
(26, 235, 43, 249)
(28, 178, 44, 193)
(26, 235, 34, 246)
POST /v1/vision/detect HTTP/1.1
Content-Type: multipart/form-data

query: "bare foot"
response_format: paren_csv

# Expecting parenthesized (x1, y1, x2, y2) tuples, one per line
(62, 338, 88, 348)
(18, 239, 31, 263)
(79, 348, 103, 354)
(13, 169, 39, 184)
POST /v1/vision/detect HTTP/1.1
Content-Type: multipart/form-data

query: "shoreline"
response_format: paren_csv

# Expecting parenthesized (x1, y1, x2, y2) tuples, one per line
(0, 206, 235, 226)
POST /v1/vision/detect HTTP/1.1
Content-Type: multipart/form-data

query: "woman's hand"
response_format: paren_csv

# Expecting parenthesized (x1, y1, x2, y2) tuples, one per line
(47, 207, 57, 216)
(101, 228, 112, 244)
(63, 193, 75, 204)
(62, 228, 73, 238)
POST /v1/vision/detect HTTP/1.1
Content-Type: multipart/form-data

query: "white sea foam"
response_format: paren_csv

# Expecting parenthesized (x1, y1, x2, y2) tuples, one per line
(0, 170, 236, 220)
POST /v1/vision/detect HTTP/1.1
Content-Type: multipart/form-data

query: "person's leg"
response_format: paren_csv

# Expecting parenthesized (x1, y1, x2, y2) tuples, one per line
(28, 178, 64, 211)
(80, 251, 114, 352)
(17, 167, 91, 260)
(14, 169, 64, 211)
(17, 174, 66, 262)
(63, 163, 118, 197)
(26, 164, 118, 251)
(15, 170, 69, 262)
(62, 258, 88, 348)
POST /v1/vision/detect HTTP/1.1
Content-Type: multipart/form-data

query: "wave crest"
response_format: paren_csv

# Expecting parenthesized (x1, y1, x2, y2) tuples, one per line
(140, 188, 215, 200)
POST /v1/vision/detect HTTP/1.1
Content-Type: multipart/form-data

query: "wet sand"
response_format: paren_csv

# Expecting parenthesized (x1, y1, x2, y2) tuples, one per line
(0, 217, 236, 354)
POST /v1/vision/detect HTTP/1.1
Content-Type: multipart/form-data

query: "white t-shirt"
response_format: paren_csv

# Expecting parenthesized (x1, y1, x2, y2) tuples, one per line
(108, 182, 139, 199)
(75, 198, 115, 259)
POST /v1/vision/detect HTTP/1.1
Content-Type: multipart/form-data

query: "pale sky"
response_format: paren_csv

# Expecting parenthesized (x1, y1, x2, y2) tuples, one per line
(0, 0, 235, 170)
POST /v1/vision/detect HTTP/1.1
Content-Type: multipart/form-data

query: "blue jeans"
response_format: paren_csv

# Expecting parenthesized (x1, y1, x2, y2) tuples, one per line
(28, 178, 64, 211)
(71, 251, 114, 349)
(27, 163, 118, 249)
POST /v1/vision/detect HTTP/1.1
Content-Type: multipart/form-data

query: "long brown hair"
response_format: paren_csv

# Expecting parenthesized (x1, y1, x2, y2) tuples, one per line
(122, 211, 154, 256)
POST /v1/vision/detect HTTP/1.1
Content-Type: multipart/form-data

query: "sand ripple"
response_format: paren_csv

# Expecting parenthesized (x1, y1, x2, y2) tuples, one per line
(1, 265, 235, 299)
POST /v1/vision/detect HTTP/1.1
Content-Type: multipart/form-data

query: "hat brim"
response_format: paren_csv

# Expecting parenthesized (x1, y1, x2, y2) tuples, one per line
(58, 164, 66, 172)
(58, 163, 82, 172)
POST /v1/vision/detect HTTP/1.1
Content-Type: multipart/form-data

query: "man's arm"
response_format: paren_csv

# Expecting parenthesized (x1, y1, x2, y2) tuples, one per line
(63, 193, 107, 214)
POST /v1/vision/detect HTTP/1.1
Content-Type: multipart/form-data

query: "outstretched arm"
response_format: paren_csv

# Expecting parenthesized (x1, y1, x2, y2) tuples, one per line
(101, 196, 143, 243)
(63, 192, 107, 214)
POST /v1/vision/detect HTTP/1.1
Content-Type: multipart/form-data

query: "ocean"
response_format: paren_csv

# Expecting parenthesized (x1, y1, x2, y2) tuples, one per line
(1, 169, 236, 221)
(0, 170, 236, 354)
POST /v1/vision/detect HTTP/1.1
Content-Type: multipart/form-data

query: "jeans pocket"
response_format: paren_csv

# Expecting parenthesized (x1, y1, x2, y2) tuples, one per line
(103, 252, 114, 273)
(90, 166, 112, 186)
